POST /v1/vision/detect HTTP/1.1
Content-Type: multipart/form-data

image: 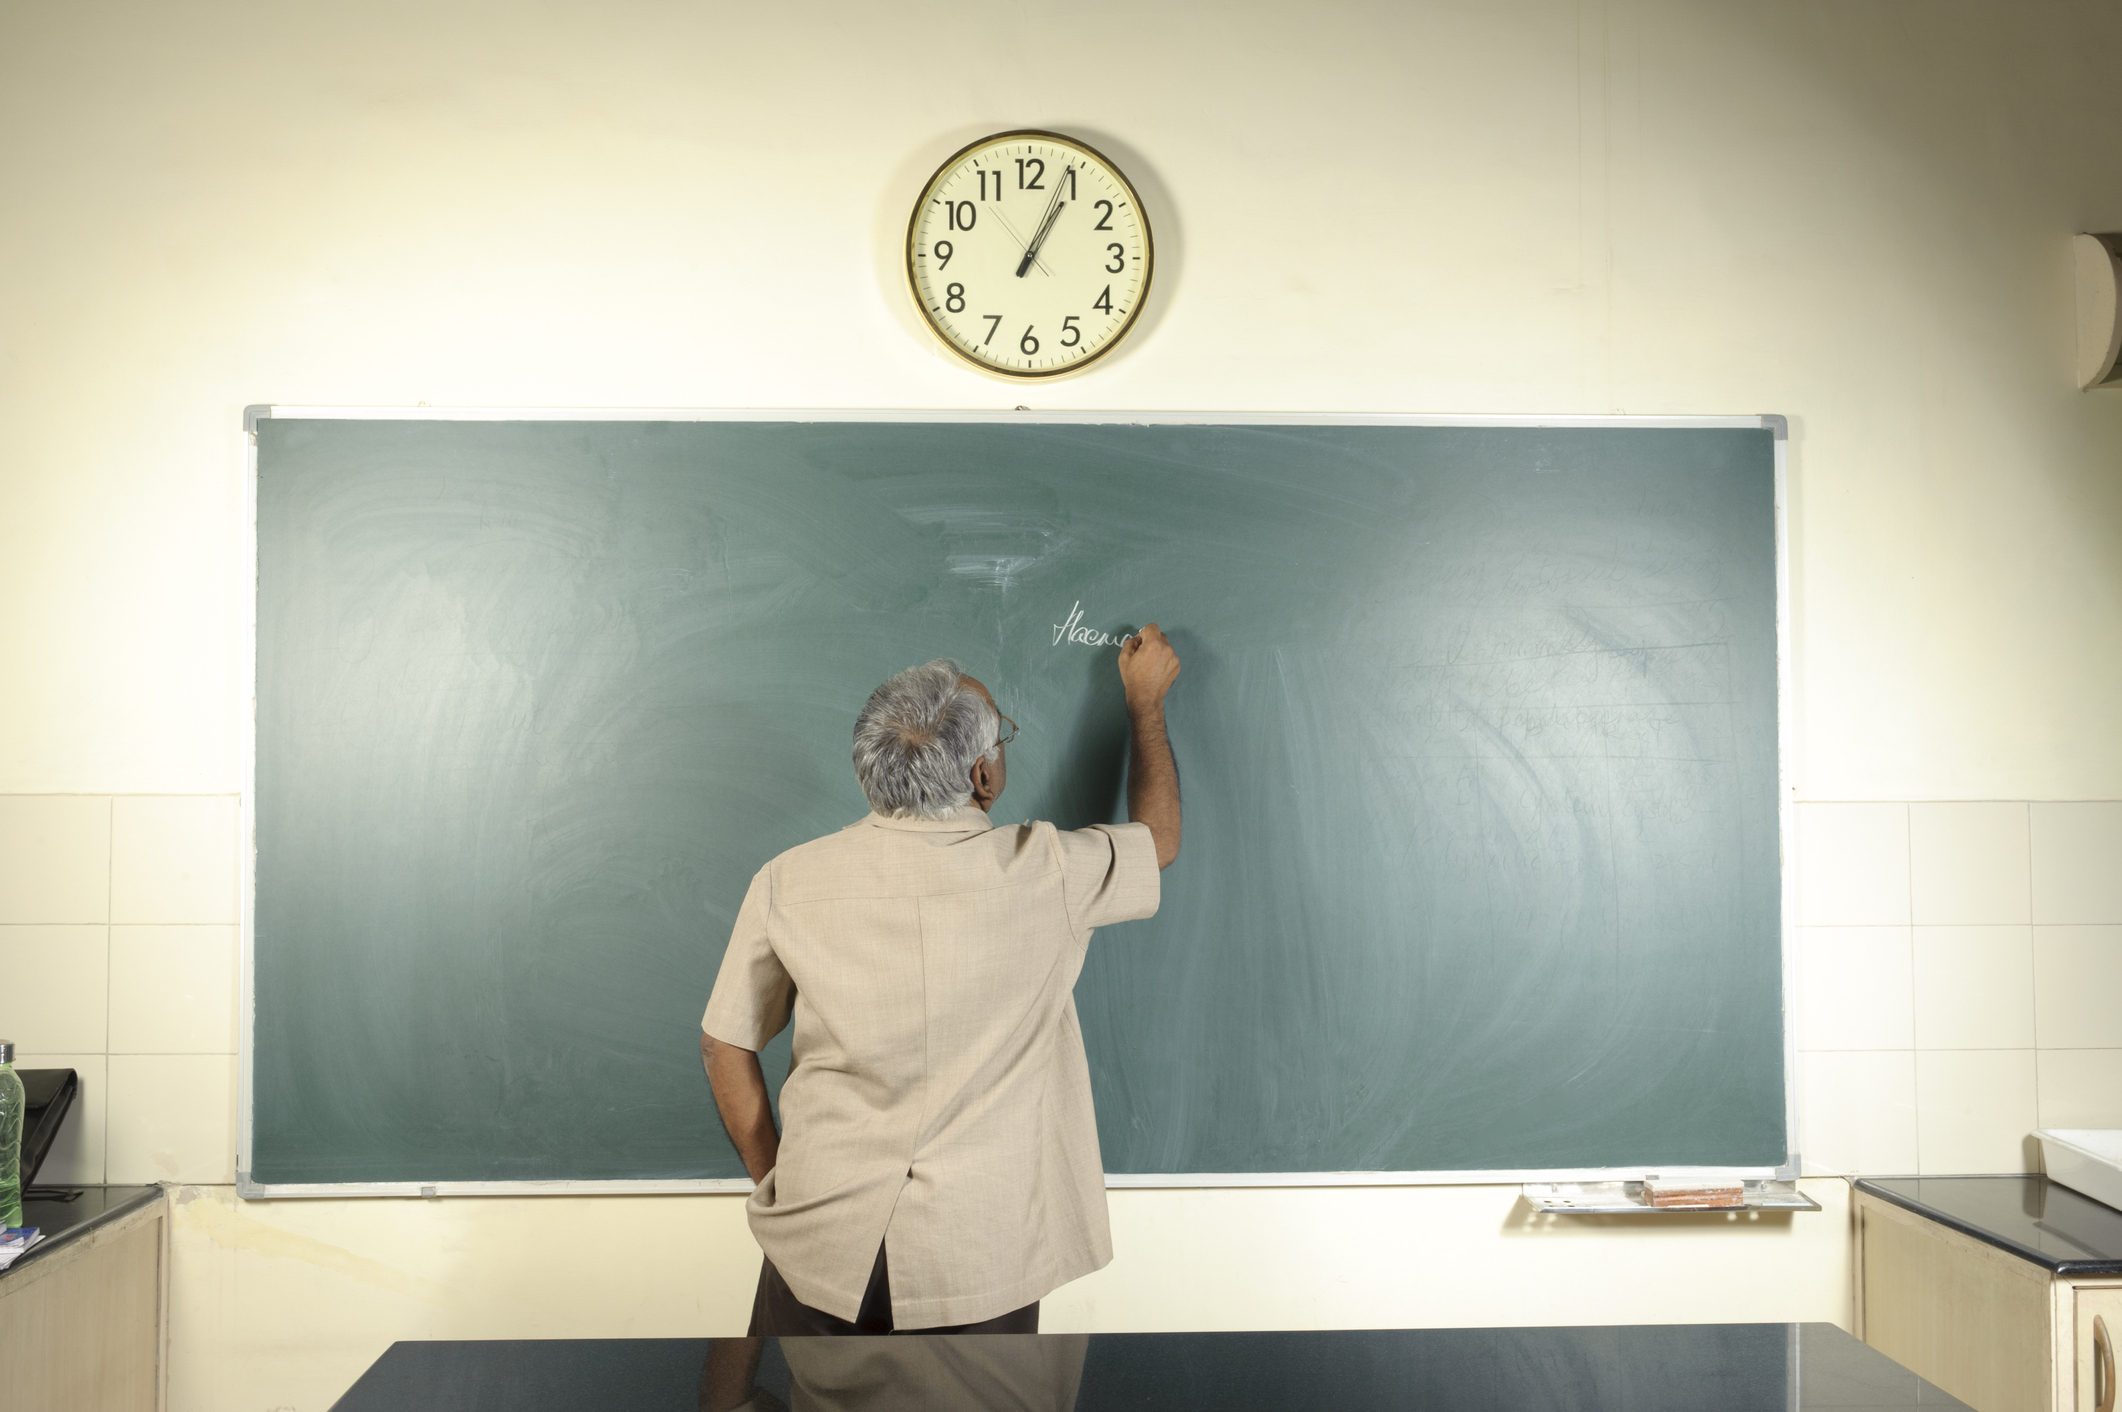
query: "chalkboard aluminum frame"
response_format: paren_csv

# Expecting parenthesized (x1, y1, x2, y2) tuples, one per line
(236, 407, 1796, 1199)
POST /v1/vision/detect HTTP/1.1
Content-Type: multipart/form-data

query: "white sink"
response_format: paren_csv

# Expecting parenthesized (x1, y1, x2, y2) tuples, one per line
(2036, 1129, 2122, 1212)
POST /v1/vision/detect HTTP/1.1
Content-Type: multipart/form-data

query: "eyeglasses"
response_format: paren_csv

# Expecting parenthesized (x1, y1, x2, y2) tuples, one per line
(995, 713, 1019, 748)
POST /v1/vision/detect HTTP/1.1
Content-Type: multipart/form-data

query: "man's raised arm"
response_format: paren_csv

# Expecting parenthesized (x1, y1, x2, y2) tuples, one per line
(1119, 624, 1182, 870)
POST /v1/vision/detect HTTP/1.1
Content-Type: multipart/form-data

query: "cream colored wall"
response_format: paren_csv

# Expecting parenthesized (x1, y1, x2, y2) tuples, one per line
(3, 0, 2120, 1407)
(3, 0, 2121, 801)
(0, 797, 239, 1189)
(1796, 801, 2122, 1175)
(165, 1181, 1853, 1411)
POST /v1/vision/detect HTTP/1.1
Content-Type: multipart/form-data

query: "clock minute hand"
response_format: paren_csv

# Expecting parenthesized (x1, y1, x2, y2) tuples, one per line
(1014, 169, 1071, 277)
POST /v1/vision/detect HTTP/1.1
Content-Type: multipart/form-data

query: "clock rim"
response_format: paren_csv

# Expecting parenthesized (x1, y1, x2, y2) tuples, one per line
(903, 128, 1156, 381)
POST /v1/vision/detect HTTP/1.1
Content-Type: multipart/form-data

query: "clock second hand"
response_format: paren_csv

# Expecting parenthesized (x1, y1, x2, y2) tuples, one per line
(1015, 167, 1071, 278)
(989, 208, 1055, 278)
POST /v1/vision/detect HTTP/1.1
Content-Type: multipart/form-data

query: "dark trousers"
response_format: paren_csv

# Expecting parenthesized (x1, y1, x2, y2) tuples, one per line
(748, 1244, 1039, 1336)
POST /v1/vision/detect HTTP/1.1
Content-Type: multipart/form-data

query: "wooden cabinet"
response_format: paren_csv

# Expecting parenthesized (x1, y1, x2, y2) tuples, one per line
(0, 1188, 167, 1412)
(1856, 1186, 2122, 1412)
(2074, 1288, 2122, 1412)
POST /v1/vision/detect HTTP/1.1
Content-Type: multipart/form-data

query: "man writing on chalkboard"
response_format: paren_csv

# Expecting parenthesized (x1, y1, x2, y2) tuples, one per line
(700, 626, 1183, 1335)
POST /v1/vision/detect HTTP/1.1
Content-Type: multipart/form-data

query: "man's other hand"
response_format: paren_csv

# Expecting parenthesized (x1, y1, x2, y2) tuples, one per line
(1119, 624, 1181, 709)
(703, 1033, 780, 1184)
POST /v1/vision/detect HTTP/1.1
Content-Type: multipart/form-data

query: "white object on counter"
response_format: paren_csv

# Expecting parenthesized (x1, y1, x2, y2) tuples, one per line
(2036, 1129, 2122, 1212)
(0, 1227, 42, 1269)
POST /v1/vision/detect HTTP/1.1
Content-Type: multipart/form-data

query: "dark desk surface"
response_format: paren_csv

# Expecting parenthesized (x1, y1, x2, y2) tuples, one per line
(3, 1184, 162, 1283)
(1856, 1175, 2122, 1276)
(332, 1322, 1965, 1412)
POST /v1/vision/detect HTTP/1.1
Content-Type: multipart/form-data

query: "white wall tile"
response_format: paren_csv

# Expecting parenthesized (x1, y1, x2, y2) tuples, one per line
(2031, 803, 2122, 924)
(0, 927, 107, 1053)
(1909, 803, 2030, 924)
(2033, 926, 2122, 1048)
(13, 1052, 104, 1186)
(1798, 1051, 1919, 1175)
(105, 1053, 235, 1184)
(0, 797, 109, 924)
(110, 796, 239, 925)
(1916, 1049, 2040, 1174)
(1796, 927, 1913, 1049)
(1798, 803, 1909, 926)
(108, 926, 236, 1054)
(2036, 1051, 2122, 1131)
(1913, 926, 2035, 1049)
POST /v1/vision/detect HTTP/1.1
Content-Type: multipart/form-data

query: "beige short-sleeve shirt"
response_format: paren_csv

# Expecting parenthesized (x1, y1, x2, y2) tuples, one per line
(702, 808, 1160, 1329)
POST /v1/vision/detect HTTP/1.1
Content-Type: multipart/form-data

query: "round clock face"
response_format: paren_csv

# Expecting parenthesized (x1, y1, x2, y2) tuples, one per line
(906, 131, 1153, 379)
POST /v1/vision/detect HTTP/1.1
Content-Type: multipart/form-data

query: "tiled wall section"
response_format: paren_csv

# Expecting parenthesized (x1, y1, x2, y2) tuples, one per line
(1797, 802, 2122, 1175)
(0, 795, 2113, 1183)
(0, 795, 239, 1184)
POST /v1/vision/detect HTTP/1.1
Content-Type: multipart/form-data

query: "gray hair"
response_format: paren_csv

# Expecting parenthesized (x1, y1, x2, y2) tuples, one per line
(852, 659, 1001, 820)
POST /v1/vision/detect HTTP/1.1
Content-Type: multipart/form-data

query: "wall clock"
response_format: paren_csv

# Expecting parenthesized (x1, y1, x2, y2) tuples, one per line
(905, 130, 1154, 379)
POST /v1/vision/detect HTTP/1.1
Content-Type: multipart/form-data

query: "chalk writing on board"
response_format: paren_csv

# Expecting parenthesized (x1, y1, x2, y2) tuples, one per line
(948, 554, 1044, 589)
(1052, 601, 1133, 649)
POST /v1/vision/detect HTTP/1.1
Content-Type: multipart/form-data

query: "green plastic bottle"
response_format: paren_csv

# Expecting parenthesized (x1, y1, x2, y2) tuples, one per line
(0, 1042, 22, 1229)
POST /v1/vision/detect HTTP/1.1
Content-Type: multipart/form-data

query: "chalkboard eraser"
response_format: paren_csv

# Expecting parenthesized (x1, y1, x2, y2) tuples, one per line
(1641, 1177, 1746, 1208)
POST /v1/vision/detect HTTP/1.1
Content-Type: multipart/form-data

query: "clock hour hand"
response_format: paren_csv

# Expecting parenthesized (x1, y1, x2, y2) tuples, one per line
(1015, 202, 1066, 277)
(1014, 167, 1071, 277)
(989, 209, 1055, 278)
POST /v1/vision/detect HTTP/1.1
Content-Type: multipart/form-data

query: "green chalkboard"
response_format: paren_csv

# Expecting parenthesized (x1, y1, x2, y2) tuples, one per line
(249, 416, 1787, 1187)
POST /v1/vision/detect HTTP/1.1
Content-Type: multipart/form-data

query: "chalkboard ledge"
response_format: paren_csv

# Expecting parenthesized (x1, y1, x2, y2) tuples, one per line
(1522, 1179, 1820, 1214)
(237, 1168, 1798, 1199)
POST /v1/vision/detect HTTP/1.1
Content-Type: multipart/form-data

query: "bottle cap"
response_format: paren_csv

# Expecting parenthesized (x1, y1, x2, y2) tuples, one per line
(0, 1043, 12, 1063)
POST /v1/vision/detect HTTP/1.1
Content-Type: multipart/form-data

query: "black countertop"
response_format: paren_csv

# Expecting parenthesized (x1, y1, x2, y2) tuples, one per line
(3, 1184, 163, 1281)
(1856, 1175, 2122, 1276)
(332, 1323, 1963, 1412)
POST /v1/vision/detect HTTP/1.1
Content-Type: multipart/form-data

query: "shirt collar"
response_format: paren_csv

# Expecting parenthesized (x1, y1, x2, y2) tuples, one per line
(859, 806, 994, 833)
